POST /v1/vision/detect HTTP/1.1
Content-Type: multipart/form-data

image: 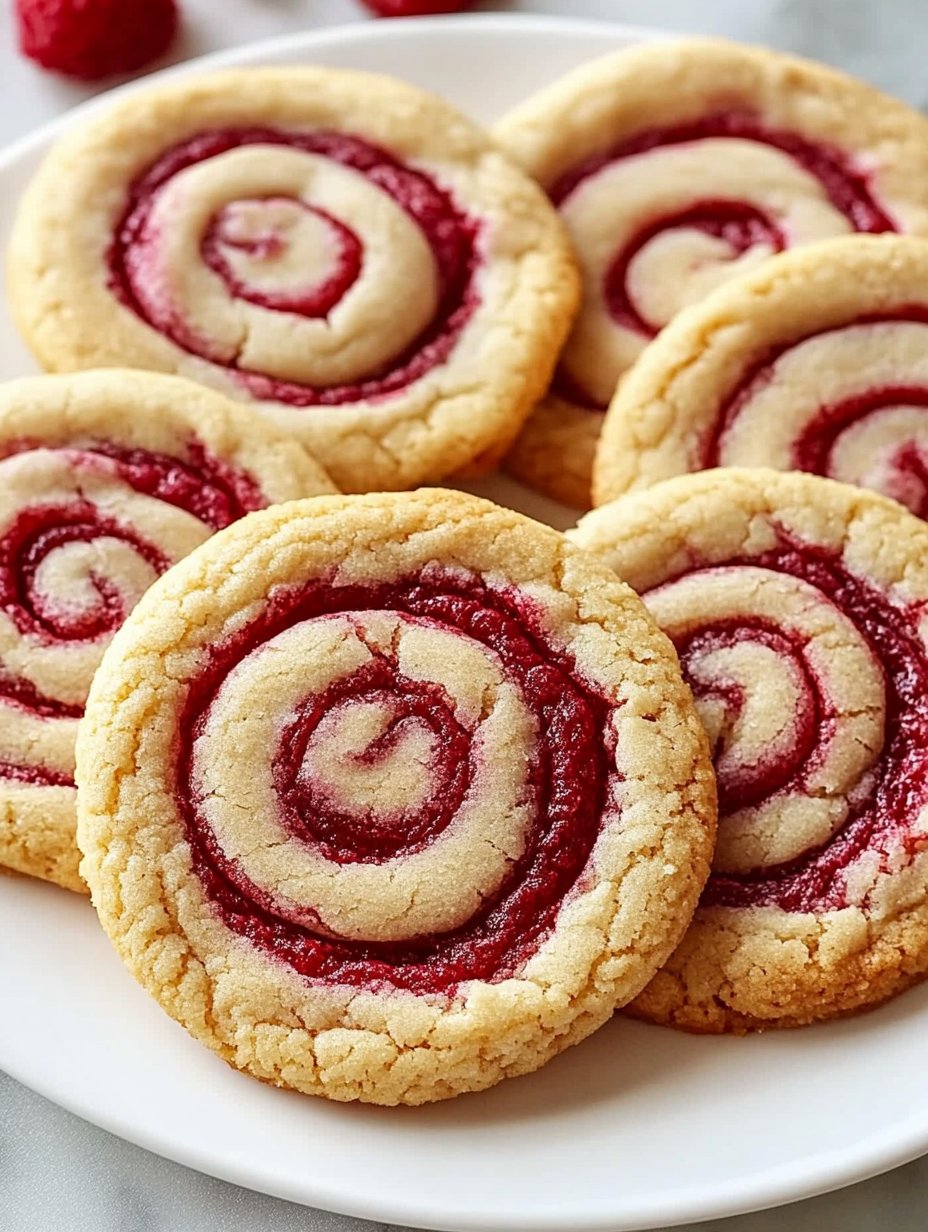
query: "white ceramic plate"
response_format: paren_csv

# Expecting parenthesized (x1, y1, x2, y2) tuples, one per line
(3, 14, 928, 1232)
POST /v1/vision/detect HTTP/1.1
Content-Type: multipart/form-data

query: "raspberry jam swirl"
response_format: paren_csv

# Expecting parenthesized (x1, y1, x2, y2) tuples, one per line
(551, 114, 895, 408)
(646, 538, 928, 914)
(0, 440, 263, 789)
(704, 314, 928, 516)
(177, 571, 618, 995)
(108, 128, 481, 406)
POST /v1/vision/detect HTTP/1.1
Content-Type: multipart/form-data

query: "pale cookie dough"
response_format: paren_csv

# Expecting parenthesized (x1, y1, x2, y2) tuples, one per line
(594, 235, 928, 508)
(8, 67, 579, 494)
(572, 468, 928, 1031)
(0, 369, 333, 893)
(76, 489, 715, 1104)
(495, 38, 928, 509)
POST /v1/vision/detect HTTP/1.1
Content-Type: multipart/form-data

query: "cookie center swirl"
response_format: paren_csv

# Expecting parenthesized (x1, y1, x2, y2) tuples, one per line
(178, 573, 614, 992)
(277, 672, 472, 864)
(202, 198, 363, 318)
(550, 113, 895, 407)
(647, 543, 928, 912)
(707, 317, 928, 516)
(109, 129, 481, 406)
(2, 508, 167, 644)
(651, 567, 884, 875)
(0, 442, 265, 788)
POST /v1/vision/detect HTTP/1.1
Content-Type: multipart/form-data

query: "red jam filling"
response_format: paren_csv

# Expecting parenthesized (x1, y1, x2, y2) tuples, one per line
(552, 112, 896, 409)
(550, 112, 895, 226)
(0, 666, 82, 722)
(676, 619, 821, 816)
(0, 761, 74, 787)
(0, 440, 267, 785)
(275, 659, 473, 865)
(108, 128, 482, 407)
(705, 310, 928, 517)
(604, 201, 785, 339)
(0, 507, 168, 645)
(202, 198, 364, 319)
(176, 571, 613, 994)
(794, 388, 928, 518)
(0, 438, 265, 531)
(662, 537, 928, 913)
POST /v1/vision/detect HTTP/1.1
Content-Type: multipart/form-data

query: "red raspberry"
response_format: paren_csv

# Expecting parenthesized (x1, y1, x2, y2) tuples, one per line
(16, 0, 180, 81)
(360, 0, 475, 16)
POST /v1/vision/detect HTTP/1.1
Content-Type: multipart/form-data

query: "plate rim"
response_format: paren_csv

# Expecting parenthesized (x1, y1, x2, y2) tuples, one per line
(3, 12, 928, 1231)
(0, 11, 667, 177)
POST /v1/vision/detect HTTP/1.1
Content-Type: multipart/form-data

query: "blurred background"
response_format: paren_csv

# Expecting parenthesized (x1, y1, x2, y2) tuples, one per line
(2, 0, 928, 146)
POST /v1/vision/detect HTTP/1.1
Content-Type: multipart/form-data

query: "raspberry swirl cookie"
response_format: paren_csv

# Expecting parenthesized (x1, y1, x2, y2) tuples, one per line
(76, 490, 715, 1103)
(495, 39, 928, 509)
(0, 370, 333, 893)
(572, 468, 928, 1030)
(594, 236, 928, 509)
(9, 68, 578, 494)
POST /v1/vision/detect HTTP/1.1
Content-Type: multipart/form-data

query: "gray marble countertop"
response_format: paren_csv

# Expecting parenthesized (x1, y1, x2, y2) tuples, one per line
(3, 1, 928, 1229)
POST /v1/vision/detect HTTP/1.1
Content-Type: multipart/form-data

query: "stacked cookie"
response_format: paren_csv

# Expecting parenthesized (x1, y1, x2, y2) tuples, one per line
(6, 38, 928, 1106)
(572, 472, 928, 1031)
(494, 39, 928, 508)
(9, 67, 579, 493)
(547, 45, 928, 1035)
(77, 490, 715, 1104)
(0, 371, 334, 891)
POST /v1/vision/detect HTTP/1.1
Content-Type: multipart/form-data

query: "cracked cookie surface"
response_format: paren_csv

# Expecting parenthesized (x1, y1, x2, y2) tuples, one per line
(572, 468, 928, 1031)
(494, 38, 928, 509)
(0, 369, 333, 893)
(8, 67, 579, 494)
(76, 489, 715, 1103)
(594, 235, 928, 509)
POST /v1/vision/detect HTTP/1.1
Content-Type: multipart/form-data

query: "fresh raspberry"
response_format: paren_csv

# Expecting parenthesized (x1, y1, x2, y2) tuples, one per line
(360, 0, 475, 17)
(16, 0, 180, 81)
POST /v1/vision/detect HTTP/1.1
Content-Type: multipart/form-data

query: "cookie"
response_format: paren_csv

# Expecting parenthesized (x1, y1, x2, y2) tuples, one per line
(8, 68, 579, 494)
(572, 468, 928, 1031)
(76, 489, 715, 1104)
(0, 369, 333, 893)
(494, 38, 928, 509)
(594, 235, 928, 509)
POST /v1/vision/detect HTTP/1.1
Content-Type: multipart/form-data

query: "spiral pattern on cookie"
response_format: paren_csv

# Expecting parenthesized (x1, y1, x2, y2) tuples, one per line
(0, 440, 258, 792)
(593, 236, 928, 509)
(572, 469, 928, 1028)
(646, 559, 904, 906)
(576, 470, 926, 916)
(643, 543, 928, 913)
(495, 40, 928, 509)
(77, 491, 716, 1102)
(706, 315, 928, 516)
(9, 69, 580, 494)
(0, 371, 333, 891)
(550, 114, 893, 408)
(179, 569, 620, 991)
(110, 128, 479, 407)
